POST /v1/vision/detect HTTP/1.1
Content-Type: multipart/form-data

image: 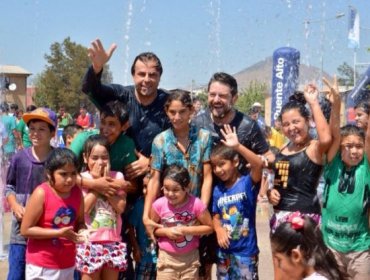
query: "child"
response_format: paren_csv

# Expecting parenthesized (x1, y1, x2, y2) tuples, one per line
(76, 135, 127, 279)
(211, 124, 263, 279)
(354, 100, 369, 130)
(127, 173, 157, 280)
(144, 89, 212, 240)
(270, 212, 345, 280)
(5, 107, 57, 279)
(70, 100, 136, 195)
(150, 165, 213, 280)
(20, 148, 86, 279)
(62, 124, 83, 148)
(321, 77, 370, 279)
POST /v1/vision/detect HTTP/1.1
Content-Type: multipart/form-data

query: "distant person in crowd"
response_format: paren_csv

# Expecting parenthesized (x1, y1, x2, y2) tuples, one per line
(354, 100, 369, 131)
(321, 77, 370, 280)
(251, 102, 266, 133)
(5, 107, 57, 280)
(62, 124, 83, 149)
(76, 104, 92, 129)
(10, 103, 18, 117)
(15, 104, 37, 150)
(82, 39, 170, 183)
(192, 96, 204, 118)
(20, 148, 85, 280)
(0, 102, 17, 163)
(211, 125, 263, 279)
(269, 118, 287, 149)
(267, 86, 332, 280)
(57, 106, 74, 128)
(271, 214, 346, 280)
(15, 109, 23, 124)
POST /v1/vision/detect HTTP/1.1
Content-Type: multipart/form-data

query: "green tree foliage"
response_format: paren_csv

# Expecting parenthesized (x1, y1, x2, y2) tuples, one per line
(337, 62, 358, 87)
(33, 37, 113, 115)
(235, 81, 267, 115)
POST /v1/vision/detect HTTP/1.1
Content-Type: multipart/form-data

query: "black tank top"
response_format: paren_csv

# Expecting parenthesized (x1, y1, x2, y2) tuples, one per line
(273, 148, 322, 214)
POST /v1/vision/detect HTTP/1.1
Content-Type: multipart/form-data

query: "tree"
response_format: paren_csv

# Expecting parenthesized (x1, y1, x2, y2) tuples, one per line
(235, 81, 267, 115)
(337, 62, 358, 87)
(33, 37, 113, 115)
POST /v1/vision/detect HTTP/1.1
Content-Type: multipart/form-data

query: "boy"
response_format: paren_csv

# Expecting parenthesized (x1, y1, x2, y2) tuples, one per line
(62, 124, 83, 149)
(5, 107, 57, 280)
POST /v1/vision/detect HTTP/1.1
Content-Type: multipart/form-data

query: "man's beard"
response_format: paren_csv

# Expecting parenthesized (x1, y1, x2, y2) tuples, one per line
(212, 104, 233, 119)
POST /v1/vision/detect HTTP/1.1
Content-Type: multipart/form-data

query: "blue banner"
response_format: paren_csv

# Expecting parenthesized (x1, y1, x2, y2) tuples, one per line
(349, 65, 370, 104)
(271, 47, 300, 124)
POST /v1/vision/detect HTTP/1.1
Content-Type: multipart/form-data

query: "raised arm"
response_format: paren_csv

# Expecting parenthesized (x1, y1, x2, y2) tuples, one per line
(220, 124, 263, 183)
(304, 84, 332, 156)
(322, 76, 341, 162)
(88, 39, 117, 74)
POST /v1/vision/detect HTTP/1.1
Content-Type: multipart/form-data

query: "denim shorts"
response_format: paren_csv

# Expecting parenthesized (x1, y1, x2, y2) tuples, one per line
(7, 244, 26, 280)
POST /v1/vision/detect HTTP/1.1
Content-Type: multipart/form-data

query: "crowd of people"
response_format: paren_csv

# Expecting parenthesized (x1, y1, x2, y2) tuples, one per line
(1, 38, 369, 280)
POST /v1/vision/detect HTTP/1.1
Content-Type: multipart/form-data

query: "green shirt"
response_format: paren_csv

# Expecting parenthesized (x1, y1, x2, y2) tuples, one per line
(70, 130, 136, 172)
(16, 119, 32, 148)
(58, 113, 73, 128)
(322, 153, 370, 253)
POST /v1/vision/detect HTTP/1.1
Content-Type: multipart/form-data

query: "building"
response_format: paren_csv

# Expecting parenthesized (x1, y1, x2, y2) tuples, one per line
(0, 65, 32, 111)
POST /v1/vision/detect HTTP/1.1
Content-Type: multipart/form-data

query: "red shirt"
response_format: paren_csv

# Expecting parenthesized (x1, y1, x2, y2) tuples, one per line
(76, 114, 90, 128)
(26, 183, 82, 269)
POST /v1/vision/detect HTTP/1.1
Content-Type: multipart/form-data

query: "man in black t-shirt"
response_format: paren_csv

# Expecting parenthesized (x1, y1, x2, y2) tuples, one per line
(82, 39, 170, 180)
(193, 72, 272, 173)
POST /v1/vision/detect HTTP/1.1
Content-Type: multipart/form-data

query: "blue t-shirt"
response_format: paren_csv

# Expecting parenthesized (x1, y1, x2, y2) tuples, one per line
(212, 175, 259, 257)
(128, 197, 157, 264)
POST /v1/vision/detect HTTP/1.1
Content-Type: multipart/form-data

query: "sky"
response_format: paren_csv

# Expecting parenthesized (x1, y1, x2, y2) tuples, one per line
(1, 0, 370, 90)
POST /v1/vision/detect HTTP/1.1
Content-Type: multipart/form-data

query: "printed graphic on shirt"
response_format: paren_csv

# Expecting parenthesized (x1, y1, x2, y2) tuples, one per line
(53, 206, 76, 228)
(161, 211, 196, 248)
(273, 160, 290, 188)
(90, 198, 117, 229)
(217, 193, 250, 239)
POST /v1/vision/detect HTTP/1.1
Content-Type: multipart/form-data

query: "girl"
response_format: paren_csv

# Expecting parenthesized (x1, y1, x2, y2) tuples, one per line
(76, 135, 127, 280)
(321, 78, 370, 280)
(268, 84, 332, 230)
(151, 164, 213, 280)
(144, 89, 212, 240)
(354, 100, 369, 130)
(20, 148, 85, 280)
(211, 124, 263, 279)
(270, 212, 345, 280)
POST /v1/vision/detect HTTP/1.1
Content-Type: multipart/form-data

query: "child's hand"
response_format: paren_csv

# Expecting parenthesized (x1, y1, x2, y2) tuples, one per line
(76, 229, 97, 243)
(11, 203, 25, 221)
(57, 226, 80, 243)
(267, 189, 281, 206)
(322, 76, 340, 105)
(220, 124, 239, 149)
(303, 84, 319, 105)
(215, 227, 231, 249)
(165, 227, 183, 240)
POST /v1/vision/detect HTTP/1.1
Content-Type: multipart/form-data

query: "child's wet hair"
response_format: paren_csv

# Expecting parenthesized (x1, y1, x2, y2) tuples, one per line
(100, 100, 129, 125)
(340, 124, 365, 142)
(62, 124, 83, 144)
(45, 148, 80, 184)
(271, 216, 345, 280)
(280, 96, 310, 121)
(83, 134, 110, 163)
(165, 89, 193, 111)
(210, 142, 238, 161)
(354, 100, 370, 115)
(162, 164, 190, 190)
